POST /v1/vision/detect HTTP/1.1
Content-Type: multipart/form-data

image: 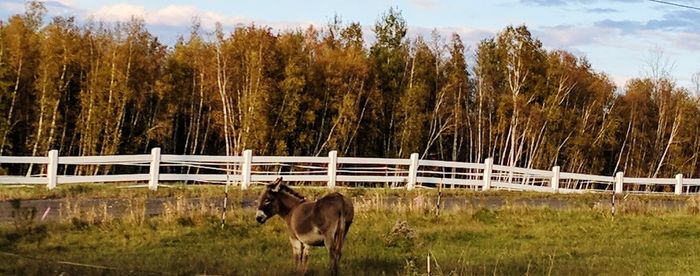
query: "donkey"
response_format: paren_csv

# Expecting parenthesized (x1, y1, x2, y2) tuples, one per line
(255, 177, 354, 275)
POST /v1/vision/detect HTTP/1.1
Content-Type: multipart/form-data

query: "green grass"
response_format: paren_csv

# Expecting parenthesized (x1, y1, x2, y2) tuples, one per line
(1, 186, 700, 275)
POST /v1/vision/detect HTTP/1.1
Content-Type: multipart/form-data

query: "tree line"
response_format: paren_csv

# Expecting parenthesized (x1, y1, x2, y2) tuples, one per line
(1, 3, 700, 178)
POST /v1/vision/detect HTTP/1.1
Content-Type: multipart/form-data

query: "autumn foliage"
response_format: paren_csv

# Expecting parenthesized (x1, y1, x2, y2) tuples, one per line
(1, 4, 699, 178)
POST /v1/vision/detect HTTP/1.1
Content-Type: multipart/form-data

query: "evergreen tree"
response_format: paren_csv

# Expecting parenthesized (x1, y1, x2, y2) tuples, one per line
(369, 7, 408, 157)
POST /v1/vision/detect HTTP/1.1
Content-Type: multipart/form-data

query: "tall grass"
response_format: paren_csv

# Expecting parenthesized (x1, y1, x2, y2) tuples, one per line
(1, 186, 700, 275)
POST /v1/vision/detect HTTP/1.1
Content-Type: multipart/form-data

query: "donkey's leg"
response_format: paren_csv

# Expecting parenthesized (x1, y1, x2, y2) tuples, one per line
(300, 243, 310, 274)
(290, 238, 303, 272)
(333, 236, 343, 272)
(324, 233, 339, 276)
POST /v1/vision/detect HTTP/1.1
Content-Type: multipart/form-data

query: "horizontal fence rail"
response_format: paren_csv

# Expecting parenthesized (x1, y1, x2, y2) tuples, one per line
(0, 148, 697, 195)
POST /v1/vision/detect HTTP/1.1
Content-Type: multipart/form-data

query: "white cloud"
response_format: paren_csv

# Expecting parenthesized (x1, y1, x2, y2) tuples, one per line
(87, 3, 305, 31)
(90, 4, 199, 28)
(49, 0, 77, 7)
(91, 3, 145, 22)
(146, 5, 247, 28)
(147, 5, 201, 26)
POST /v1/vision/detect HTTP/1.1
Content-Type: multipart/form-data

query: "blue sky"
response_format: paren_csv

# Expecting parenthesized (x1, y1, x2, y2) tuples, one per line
(1, 0, 699, 91)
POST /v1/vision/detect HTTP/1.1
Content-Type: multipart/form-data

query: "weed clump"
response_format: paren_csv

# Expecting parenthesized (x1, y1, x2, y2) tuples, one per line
(383, 220, 426, 274)
(384, 220, 419, 248)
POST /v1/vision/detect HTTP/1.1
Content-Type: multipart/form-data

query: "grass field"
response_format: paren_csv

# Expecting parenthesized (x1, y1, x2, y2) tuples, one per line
(2, 185, 700, 275)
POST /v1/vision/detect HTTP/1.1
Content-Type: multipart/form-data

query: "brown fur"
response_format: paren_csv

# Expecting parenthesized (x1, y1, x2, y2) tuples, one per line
(256, 178, 354, 275)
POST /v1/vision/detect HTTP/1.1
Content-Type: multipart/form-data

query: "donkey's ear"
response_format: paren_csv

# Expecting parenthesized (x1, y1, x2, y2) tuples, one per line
(269, 177, 283, 192)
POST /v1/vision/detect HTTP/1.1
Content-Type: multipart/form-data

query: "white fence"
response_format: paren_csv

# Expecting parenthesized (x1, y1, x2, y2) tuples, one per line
(2, 148, 700, 195)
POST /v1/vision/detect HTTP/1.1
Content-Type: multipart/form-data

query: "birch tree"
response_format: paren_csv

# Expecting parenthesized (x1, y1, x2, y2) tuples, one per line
(163, 21, 217, 155)
(0, 1, 44, 156)
(440, 33, 470, 162)
(395, 36, 434, 157)
(25, 16, 80, 175)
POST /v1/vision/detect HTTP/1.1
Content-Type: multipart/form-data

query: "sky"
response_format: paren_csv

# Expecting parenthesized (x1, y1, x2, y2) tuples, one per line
(1, 0, 699, 91)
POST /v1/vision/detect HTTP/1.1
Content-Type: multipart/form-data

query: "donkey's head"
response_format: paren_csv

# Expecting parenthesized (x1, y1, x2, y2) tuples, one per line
(255, 177, 285, 224)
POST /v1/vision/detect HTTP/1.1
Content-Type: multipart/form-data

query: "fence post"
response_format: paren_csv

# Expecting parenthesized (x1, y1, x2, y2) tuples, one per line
(615, 171, 624, 194)
(551, 166, 560, 193)
(148, 147, 161, 191)
(47, 150, 58, 190)
(483, 158, 493, 191)
(675, 174, 683, 195)
(241, 149, 253, 190)
(328, 150, 338, 189)
(407, 153, 419, 190)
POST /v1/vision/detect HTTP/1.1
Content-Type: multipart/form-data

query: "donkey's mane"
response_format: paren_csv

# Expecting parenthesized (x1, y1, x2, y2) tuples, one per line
(280, 185, 306, 201)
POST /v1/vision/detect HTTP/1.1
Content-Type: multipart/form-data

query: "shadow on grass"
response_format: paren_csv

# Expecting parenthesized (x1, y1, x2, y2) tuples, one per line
(345, 257, 404, 274)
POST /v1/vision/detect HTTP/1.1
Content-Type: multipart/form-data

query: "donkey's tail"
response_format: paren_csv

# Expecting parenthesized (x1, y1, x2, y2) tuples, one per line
(334, 209, 346, 252)
(329, 209, 344, 276)
(334, 196, 353, 252)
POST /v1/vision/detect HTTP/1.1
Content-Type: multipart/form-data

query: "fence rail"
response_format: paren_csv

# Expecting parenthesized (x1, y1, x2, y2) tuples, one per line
(0, 148, 696, 195)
